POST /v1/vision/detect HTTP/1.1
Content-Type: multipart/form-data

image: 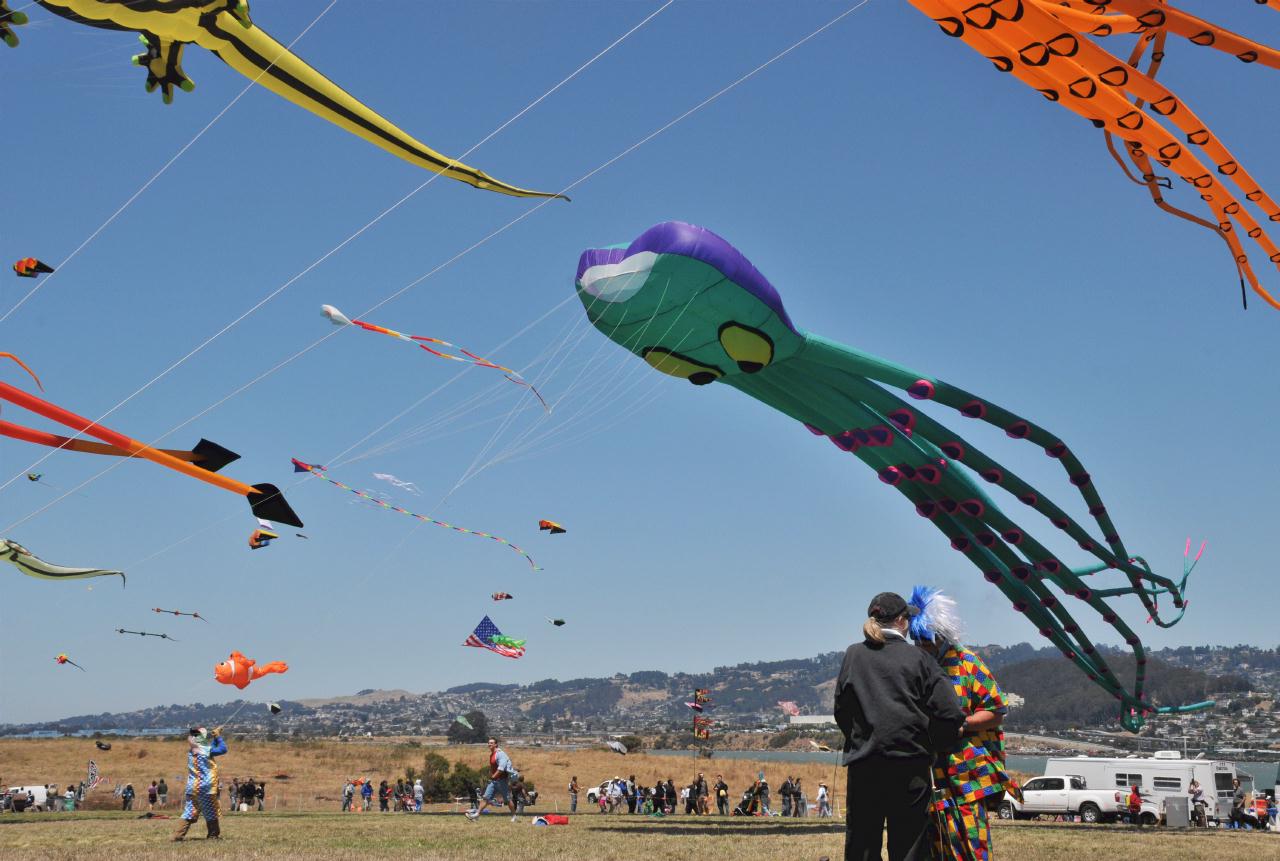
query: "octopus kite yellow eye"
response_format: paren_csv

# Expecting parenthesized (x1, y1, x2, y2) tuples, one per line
(718, 323, 774, 373)
(642, 348, 723, 385)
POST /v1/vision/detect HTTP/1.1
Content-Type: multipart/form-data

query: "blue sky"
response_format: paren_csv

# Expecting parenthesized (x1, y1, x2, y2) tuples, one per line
(3, 1, 1278, 724)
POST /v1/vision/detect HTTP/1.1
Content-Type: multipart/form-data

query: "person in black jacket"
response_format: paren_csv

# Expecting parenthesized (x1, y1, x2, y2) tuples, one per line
(834, 591, 965, 861)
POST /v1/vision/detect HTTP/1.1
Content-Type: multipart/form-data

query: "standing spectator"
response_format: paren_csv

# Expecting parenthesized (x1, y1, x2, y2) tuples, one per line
(341, 779, 354, 812)
(835, 591, 965, 861)
(625, 775, 636, 814)
(240, 778, 256, 812)
(361, 779, 373, 811)
(758, 777, 771, 815)
(255, 780, 265, 812)
(695, 772, 709, 815)
(817, 781, 831, 818)
(413, 778, 424, 812)
(157, 777, 168, 808)
(714, 775, 729, 816)
(121, 783, 135, 811)
(1188, 779, 1207, 826)
(63, 785, 75, 812)
(780, 776, 794, 817)
(147, 781, 159, 810)
(665, 779, 677, 814)
(568, 776, 579, 813)
(1128, 785, 1144, 827)
(910, 589, 1019, 861)
(653, 779, 666, 814)
(1231, 778, 1248, 829)
(465, 738, 518, 821)
(393, 778, 405, 812)
(794, 778, 806, 817)
(378, 780, 391, 812)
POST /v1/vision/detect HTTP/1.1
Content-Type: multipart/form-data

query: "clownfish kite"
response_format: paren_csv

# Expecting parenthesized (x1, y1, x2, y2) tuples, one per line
(538, 520, 565, 535)
(12, 257, 53, 278)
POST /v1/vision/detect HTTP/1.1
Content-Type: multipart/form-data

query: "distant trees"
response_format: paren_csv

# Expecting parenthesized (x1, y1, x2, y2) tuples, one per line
(446, 710, 489, 744)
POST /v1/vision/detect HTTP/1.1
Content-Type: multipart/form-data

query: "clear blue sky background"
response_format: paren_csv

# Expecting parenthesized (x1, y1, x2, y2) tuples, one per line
(3, 1, 1277, 724)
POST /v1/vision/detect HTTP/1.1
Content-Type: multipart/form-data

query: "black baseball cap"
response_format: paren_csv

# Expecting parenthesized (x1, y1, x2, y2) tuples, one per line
(867, 592, 918, 621)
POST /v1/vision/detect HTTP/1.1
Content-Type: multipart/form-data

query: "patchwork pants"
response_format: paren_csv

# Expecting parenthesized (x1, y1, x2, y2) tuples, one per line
(182, 792, 220, 826)
(930, 798, 990, 861)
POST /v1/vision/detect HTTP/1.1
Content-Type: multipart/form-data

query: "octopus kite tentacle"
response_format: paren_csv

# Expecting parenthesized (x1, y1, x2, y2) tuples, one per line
(576, 222, 1212, 730)
(906, 0, 1280, 309)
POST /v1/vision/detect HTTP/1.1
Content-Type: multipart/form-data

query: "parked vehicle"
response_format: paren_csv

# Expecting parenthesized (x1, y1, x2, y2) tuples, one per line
(5, 785, 50, 812)
(1044, 752, 1238, 824)
(1000, 775, 1128, 823)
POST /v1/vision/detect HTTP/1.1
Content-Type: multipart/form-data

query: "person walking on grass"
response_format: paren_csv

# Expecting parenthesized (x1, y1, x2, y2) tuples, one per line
(147, 781, 158, 811)
(835, 591, 965, 861)
(817, 781, 831, 818)
(256, 780, 265, 812)
(568, 776, 579, 813)
(466, 738, 519, 822)
(413, 779, 424, 812)
(158, 777, 168, 808)
(173, 727, 227, 841)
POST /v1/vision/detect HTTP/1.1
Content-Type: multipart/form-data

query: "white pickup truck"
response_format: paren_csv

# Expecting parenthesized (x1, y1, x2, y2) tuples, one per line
(999, 775, 1159, 824)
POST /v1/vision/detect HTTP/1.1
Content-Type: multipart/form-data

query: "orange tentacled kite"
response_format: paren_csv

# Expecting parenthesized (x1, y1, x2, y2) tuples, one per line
(906, 0, 1280, 309)
(0, 354, 303, 527)
(214, 651, 288, 690)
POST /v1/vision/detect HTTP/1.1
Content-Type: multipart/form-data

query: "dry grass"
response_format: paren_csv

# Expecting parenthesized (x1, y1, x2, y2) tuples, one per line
(1, 740, 1275, 860)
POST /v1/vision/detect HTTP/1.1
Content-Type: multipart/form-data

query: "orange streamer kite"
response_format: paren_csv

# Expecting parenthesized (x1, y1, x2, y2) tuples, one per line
(906, 0, 1280, 309)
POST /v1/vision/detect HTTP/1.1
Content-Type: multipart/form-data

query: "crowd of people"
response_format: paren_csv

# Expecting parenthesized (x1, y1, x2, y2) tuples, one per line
(226, 777, 265, 812)
(582, 772, 831, 818)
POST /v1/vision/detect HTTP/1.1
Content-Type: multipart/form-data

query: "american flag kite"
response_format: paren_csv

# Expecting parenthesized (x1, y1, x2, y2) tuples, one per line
(463, 616, 525, 659)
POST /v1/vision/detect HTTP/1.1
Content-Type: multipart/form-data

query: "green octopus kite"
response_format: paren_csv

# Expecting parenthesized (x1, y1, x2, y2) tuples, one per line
(575, 221, 1210, 731)
(1, 0, 560, 199)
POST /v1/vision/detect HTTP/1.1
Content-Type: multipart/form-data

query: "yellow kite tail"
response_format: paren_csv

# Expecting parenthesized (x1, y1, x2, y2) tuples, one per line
(192, 7, 566, 199)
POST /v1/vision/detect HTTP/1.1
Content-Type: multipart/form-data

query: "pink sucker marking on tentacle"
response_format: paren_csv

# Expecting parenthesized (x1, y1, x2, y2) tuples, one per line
(1037, 559, 1062, 574)
(1018, 492, 1038, 506)
(908, 380, 935, 400)
(1060, 651, 1073, 660)
(959, 499, 986, 518)
(940, 442, 965, 460)
(887, 409, 915, 432)
(868, 426, 893, 446)
(960, 400, 986, 419)
(1070, 473, 1092, 487)
(983, 570, 1003, 583)
(1052, 517, 1070, 530)
(1126, 635, 1140, 646)
(1078, 539, 1095, 551)
(1045, 442, 1068, 458)
(1040, 596, 1059, 609)
(1039, 628, 1053, 638)
(980, 468, 1003, 484)
(915, 464, 941, 485)
(939, 499, 959, 514)
(1084, 645, 1096, 655)
(950, 536, 971, 552)
(1137, 657, 1147, 666)
(1005, 421, 1030, 439)
(804, 423, 825, 436)
(1087, 674, 1097, 681)
(1011, 565, 1031, 581)
(878, 466, 903, 486)
(916, 501, 939, 519)
(1104, 533, 1119, 543)
(1064, 623, 1079, 634)
(830, 432, 856, 452)
(1012, 601, 1028, 613)
(1102, 613, 1117, 623)
(1001, 529, 1024, 545)
(852, 429, 872, 446)
(1074, 588, 1092, 600)
(976, 532, 997, 548)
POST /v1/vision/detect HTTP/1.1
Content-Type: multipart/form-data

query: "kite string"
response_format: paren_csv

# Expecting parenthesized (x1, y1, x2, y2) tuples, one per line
(0, 0, 676, 496)
(3, 0, 874, 534)
(0, 0, 343, 326)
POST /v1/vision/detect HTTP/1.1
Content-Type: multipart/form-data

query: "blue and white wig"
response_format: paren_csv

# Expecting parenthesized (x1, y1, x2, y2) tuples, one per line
(908, 585, 962, 646)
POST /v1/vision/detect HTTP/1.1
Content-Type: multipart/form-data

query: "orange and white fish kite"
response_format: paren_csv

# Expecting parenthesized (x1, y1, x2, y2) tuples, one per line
(214, 651, 287, 690)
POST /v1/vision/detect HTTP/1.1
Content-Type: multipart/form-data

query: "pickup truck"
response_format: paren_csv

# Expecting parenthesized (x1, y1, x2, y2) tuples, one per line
(999, 775, 1158, 824)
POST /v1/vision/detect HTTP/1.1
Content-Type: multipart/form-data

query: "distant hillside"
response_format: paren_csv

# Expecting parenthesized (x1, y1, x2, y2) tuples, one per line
(2, 644, 1270, 738)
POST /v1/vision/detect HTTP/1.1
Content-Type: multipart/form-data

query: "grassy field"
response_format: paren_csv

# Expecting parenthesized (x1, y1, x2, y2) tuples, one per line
(2, 739, 1275, 860)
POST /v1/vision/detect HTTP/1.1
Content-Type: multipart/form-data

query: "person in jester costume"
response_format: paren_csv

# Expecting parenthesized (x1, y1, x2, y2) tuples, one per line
(909, 587, 1018, 861)
(173, 726, 227, 841)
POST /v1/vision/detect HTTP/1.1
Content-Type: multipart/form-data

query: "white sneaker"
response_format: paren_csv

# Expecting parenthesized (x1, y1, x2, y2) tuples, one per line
(465, 810, 478, 820)
(510, 815, 520, 822)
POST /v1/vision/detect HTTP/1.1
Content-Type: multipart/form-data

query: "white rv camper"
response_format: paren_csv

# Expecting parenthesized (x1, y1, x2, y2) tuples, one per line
(1045, 752, 1238, 822)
